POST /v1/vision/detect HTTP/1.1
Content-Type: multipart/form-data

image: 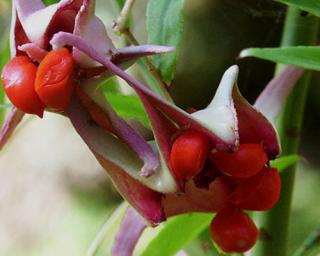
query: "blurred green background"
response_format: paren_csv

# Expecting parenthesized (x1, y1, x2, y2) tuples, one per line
(1, 0, 320, 255)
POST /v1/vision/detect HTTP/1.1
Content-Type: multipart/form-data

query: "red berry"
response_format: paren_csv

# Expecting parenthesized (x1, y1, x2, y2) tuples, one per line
(231, 167, 281, 211)
(210, 206, 259, 253)
(170, 130, 209, 179)
(210, 143, 268, 178)
(1, 56, 45, 117)
(35, 48, 75, 111)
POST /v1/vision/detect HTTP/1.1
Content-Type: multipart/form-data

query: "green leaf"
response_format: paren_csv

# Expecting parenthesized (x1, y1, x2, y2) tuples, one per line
(114, 0, 126, 9)
(147, 0, 185, 84)
(106, 93, 151, 129)
(43, 0, 59, 5)
(0, 40, 10, 125)
(0, 41, 9, 75)
(185, 229, 221, 256)
(100, 77, 151, 128)
(136, 59, 170, 100)
(275, 0, 320, 17)
(240, 46, 320, 71)
(270, 154, 300, 172)
(100, 77, 120, 94)
(141, 213, 213, 256)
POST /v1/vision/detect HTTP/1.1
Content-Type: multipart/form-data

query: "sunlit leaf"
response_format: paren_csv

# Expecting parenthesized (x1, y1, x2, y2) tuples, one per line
(100, 77, 120, 94)
(100, 77, 151, 128)
(147, 0, 185, 84)
(271, 154, 300, 172)
(185, 229, 221, 256)
(275, 0, 320, 17)
(43, 0, 59, 5)
(106, 93, 151, 129)
(114, 0, 126, 9)
(240, 47, 320, 71)
(141, 213, 213, 256)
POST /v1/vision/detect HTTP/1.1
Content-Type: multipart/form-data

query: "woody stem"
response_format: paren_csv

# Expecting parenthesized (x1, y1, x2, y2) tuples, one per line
(113, 0, 136, 34)
(113, 0, 173, 102)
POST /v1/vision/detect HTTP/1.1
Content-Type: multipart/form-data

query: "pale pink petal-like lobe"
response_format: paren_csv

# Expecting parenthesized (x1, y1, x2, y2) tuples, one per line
(78, 84, 160, 177)
(114, 45, 175, 62)
(73, 0, 116, 67)
(66, 96, 168, 224)
(254, 66, 304, 123)
(112, 207, 147, 256)
(12, 0, 83, 52)
(13, 0, 45, 19)
(18, 43, 48, 62)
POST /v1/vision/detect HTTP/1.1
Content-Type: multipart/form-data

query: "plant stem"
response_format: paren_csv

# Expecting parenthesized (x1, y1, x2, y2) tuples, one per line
(112, 0, 173, 102)
(122, 29, 174, 102)
(113, 0, 135, 35)
(254, 7, 319, 256)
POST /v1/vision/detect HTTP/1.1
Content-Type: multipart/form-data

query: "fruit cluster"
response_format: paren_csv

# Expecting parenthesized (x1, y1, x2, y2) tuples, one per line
(1, 48, 75, 117)
(169, 129, 281, 253)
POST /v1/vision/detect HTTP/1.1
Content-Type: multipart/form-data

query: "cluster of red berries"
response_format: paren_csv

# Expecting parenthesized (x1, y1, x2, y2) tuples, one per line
(170, 129, 281, 253)
(2, 46, 280, 253)
(1, 48, 75, 117)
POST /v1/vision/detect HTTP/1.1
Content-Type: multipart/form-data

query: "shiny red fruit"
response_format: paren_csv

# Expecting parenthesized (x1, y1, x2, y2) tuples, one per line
(210, 206, 259, 253)
(35, 48, 75, 111)
(1, 56, 45, 117)
(231, 167, 281, 211)
(210, 143, 268, 178)
(170, 130, 209, 179)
